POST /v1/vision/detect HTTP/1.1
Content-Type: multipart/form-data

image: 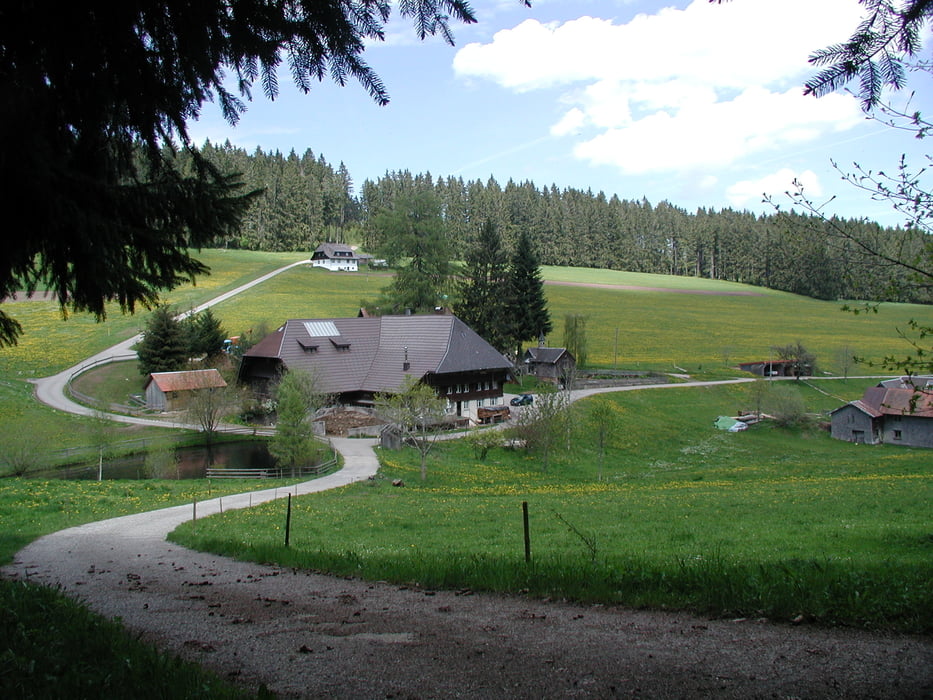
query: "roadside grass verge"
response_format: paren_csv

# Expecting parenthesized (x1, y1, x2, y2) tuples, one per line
(0, 477, 304, 566)
(0, 579, 251, 699)
(171, 383, 933, 633)
(70, 358, 147, 405)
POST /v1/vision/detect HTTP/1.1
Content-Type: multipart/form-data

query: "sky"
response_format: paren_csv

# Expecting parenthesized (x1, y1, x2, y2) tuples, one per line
(186, 0, 932, 226)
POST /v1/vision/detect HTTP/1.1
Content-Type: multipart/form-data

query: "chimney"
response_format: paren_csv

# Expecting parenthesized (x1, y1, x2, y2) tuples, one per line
(403, 346, 410, 371)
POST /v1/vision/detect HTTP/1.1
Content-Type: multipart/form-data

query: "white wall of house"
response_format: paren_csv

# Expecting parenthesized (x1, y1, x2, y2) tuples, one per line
(311, 258, 358, 272)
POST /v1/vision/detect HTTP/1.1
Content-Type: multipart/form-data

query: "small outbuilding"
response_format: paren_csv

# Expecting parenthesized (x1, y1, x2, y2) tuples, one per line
(523, 347, 576, 386)
(738, 360, 812, 378)
(144, 369, 227, 412)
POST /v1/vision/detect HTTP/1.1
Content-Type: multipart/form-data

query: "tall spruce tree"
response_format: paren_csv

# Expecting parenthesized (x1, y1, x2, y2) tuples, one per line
(137, 306, 188, 376)
(186, 308, 228, 358)
(504, 230, 552, 360)
(456, 220, 510, 350)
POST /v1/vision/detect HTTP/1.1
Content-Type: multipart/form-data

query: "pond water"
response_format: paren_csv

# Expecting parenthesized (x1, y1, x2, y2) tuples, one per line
(38, 440, 276, 480)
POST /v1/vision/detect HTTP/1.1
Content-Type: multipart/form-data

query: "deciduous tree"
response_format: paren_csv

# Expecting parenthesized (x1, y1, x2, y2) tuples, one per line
(269, 369, 326, 476)
(586, 397, 621, 482)
(562, 314, 588, 369)
(772, 341, 818, 380)
(377, 377, 448, 481)
(457, 219, 510, 350)
(368, 192, 452, 313)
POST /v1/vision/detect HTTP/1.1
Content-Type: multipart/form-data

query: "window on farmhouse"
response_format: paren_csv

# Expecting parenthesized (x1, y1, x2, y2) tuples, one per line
(893, 429, 903, 440)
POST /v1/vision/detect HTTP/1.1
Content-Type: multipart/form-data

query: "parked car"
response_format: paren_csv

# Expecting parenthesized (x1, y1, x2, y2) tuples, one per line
(510, 393, 534, 406)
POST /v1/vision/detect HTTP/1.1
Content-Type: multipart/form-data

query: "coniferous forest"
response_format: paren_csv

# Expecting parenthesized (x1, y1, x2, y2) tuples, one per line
(183, 140, 931, 305)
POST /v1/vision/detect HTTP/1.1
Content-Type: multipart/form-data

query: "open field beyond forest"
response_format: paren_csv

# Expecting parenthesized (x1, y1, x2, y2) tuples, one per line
(0, 252, 926, 454)
(0, 250, 931, 634)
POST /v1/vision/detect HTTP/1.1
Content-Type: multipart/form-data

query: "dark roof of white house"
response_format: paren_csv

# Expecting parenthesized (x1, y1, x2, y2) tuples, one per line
(243, 315, 512, 395)
(311, 242, 357, 259)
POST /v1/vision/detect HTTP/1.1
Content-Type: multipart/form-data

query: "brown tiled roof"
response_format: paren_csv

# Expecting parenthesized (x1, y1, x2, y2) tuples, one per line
(831, 400, 883, 418)
(146, 369, 227, 392)
(859, 386, 933, 418)
(242, 315, 512, 395)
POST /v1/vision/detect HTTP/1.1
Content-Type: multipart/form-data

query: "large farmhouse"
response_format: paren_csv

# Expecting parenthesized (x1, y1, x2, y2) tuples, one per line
(830, 378, 933, 448)
(238, 315, 513, 421)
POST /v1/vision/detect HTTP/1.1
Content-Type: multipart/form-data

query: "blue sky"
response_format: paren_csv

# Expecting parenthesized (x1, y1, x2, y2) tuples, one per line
(186, 0, 932, 226)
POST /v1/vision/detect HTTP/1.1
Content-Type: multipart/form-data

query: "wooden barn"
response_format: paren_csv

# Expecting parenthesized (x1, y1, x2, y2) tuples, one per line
(144, 369, 227, 412)
(522, 347, 576, 386)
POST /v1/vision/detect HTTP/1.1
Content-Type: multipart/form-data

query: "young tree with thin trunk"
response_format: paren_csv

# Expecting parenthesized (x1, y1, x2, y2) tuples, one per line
(586, 397, 621, 482)
(377, 377, 448, 481)
(510, 386, 570, 473)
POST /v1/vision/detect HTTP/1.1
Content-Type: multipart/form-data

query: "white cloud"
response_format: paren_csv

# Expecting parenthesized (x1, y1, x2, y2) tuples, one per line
(726, 168, 823, 208)
(550, 107, 586, 136)
(573, 88, 861, 175)
(454, 1, 863, 91)
(453, 0, 867, 175)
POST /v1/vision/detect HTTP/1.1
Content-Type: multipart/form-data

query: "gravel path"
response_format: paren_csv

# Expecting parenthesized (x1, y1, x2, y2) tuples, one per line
(4, 438, 931, 699)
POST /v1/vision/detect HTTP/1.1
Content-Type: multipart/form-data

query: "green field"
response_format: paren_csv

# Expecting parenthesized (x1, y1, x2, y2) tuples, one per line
(0, 250, 930, 635)
(171, 379, 932, 632)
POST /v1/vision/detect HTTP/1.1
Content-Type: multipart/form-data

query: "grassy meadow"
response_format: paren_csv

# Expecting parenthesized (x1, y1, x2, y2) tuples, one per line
(0, 249, 930, 636)
(172, 379, 932, 632)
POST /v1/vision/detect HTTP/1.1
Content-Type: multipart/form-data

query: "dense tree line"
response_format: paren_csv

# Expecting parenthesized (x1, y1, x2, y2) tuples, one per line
(189, 143, 930, 305)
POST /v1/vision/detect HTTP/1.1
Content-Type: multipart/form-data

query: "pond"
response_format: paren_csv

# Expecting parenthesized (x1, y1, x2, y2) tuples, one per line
(37, 440, 276, 480)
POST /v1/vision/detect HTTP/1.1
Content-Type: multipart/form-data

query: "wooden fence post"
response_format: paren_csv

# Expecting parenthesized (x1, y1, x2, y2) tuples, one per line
(523, 501, 531, 563)
(284, 493, 292, 547)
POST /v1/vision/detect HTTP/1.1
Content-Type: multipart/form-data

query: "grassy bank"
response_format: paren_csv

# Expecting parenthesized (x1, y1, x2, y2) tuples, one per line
(0, 476, 304, 698)
(0, 477, 305, 566)
(171, 382, 933, 633)
(0, 580, 251, 698)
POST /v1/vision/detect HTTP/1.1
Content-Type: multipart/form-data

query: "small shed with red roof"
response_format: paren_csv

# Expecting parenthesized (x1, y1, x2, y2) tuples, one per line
(144, 369, 227, 412)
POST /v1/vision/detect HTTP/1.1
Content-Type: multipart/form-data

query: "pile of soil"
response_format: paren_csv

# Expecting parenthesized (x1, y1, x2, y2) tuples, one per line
(322, 408, 385, 436)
